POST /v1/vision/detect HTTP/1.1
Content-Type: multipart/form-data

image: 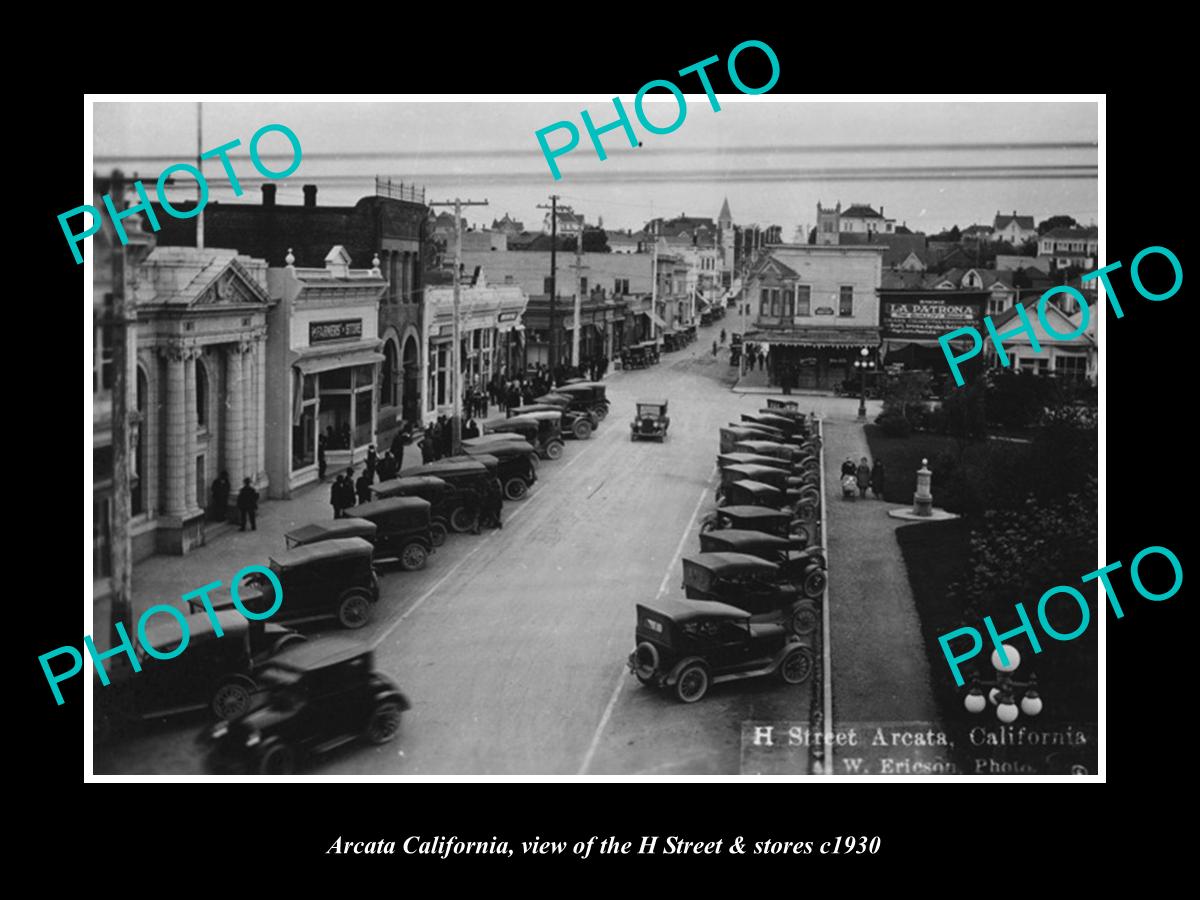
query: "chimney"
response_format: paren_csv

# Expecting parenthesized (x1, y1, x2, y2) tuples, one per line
(880, 205, 884, 216)
(303, 185, 318, 208)
(262, 184, 276, 206)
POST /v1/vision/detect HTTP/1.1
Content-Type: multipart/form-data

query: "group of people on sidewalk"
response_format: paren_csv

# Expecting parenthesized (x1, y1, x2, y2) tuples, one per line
(209, 471, 260, 531)
(841, 456, 886, 501)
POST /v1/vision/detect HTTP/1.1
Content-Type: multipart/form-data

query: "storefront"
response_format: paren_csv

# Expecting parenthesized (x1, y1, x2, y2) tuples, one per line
(745, 327, 881, 391)
(878, 289, 989, 380)
(265, 247, 387, 498)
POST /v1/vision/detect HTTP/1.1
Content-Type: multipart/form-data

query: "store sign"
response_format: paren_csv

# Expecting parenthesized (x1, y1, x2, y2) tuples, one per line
(309, 319, 363, 343)
(881, 294, 985, 340)
(814, 307, 835, 316)
(498, 311, 520, 323)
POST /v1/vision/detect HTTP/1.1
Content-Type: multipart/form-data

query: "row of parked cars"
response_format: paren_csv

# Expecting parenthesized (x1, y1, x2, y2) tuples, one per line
(627, 400, 829, 703)
(97, 382, 613, 773)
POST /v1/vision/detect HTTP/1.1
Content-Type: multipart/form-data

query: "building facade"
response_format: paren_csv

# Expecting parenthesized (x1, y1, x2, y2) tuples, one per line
(744, 244, 886, 390)
(264, 247, 387, 498)
(1037, 226, 1098, 270)
(992, 211, 1037, 245)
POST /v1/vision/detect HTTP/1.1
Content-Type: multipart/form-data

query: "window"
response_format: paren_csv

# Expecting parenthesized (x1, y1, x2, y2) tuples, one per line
(782, 288, 794, 319)
(96, 293, 114, 392)
(795, 285, 811, 316)
(543, 277, 554, 294)
(580, 277, 588, 294)
(839, 286, 853, 317)
(1056, 355, 1088, 382)
(770, 289, 780, 317)
(989, 296, 1009, 316)
(195, 358, 209, 428)
(760, 288, 770, 317)
(614, 278, 629, 295)
(380, 339, 398, 407)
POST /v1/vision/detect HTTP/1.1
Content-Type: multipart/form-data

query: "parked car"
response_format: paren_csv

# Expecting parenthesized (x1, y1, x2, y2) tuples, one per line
(95, 609, 306, 741)
(399, 459, 493, 532)
(370, 475, 456, 546)
(682, 551, 821, 636)
(484, 413, 565, 460)
(716, 452, 793, 473)
(206, 537, 381, 630)
(699, 504, 807, 544)
(511, 402, 596, 440)
(720, 478, 788, 510)
(696, 531, 827, 600)
(627, 598, 814, 702)
(732, 440, 804, 462)
(461, 439, 539, 499)
(630, 399, 670, 442)
(719, 426, 768, 454)
(203, 639, 410, 774)
(552, 382, 610, 420)
(751, 411, 808, 436)
(718, 464, 789, 494)
(343, 496, 434, 572)
(284, 518, 378, 550)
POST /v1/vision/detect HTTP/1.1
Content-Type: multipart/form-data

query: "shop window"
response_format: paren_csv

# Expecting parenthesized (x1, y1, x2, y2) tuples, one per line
(195, 358, 209, 428)
(293, 403, 316, 471)
(795, 286, 811, 317)
(355, 389, 373, 448)
(839, 286, 854, 317)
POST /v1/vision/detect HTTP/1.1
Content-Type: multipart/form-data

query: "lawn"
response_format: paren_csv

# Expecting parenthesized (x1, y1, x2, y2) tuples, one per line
(862, 425, 972, 506)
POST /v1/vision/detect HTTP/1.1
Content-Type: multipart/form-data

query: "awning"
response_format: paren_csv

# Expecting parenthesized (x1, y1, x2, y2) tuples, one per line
(745, 327, 881, 349)
(648, 311, 669, 329)
(292, 343, 385, 375)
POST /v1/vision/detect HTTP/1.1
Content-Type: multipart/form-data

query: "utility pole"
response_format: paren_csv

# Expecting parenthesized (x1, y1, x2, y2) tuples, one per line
(107, 171, 134, 641)
(429, 197, 488, 456)
(569, 225, 590, 369)
(536, 196, 572, 375)
(196, 102, 204, 250)
(649, 220, 659, 345)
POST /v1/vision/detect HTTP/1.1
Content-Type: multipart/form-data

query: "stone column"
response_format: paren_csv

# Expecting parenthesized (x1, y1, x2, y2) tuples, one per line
(183, 347, 199, 514)
(256, 333, 267, 481)
(164, 345, 187, 516)
(224, 342, 245, 488)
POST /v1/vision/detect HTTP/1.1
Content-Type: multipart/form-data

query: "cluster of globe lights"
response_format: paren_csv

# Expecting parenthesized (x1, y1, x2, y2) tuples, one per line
(962, 644, 1044, 723)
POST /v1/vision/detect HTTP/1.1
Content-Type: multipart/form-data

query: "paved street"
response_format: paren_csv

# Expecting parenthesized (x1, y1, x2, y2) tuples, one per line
(95, 323, 883, 776)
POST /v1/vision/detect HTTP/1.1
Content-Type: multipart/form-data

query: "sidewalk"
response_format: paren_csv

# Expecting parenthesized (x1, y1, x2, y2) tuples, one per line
(823, 420, 940, 732)
(92, 442, 425, 650)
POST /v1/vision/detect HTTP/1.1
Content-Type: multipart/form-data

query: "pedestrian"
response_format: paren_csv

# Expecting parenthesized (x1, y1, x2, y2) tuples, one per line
(420, 432, 435, 464)
(481, 478, 503, 530)
(317, 435, 328, 481)
(339, 469, 357, 515)
(365, 444, 378, 483)
(210, 470, 231, 522)
(479, 390, 489, 418)
(870, 460, 886, 500)
(379, 450, 397, 482)
(330, 475, 344, 518)
(841, 456, 857, 478)
(355, 469, 372, 505)
(856, 456, 871, 499)
(237, 477, 258, 531)
(712, 339, 718, 356)
(720, 328, 726, 345)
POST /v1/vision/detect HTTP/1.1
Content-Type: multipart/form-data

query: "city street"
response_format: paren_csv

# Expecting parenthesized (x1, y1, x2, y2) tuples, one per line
(95, 323, 882, 776)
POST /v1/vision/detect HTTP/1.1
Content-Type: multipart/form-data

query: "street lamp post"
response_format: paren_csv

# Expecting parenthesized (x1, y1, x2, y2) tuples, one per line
(962, 644, 1044, 723)
(854, 346, 874, 420)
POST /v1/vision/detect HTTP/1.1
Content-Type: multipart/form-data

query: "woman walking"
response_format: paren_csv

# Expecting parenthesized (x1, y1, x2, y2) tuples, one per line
(856, 456, 871, 499)
(870, 460, 886, 500)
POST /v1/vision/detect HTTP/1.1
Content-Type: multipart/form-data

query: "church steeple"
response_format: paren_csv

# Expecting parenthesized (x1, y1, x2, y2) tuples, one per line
(718, 197, 732, 226)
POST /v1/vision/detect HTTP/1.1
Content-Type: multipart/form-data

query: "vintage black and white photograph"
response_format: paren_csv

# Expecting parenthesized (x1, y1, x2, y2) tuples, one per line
(85, 96, 1100, 777)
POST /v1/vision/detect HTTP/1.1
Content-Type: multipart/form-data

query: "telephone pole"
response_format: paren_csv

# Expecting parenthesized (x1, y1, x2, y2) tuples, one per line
(537, 196, 572, 374)
(569, 226, 590, 369)
(429, 197, 488, 456)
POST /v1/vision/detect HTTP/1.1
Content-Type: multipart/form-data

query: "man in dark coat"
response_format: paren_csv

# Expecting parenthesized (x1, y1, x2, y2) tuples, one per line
(355, 469, 373, 505)
(378, 450, 398, 482)
(331, 475, 344, 518)
(365, 445, 378, 483)
(210, 471, 231, 522)
(338, 468, 357, 515)
(481, 478, 503, 530)
(317, 435, 328, 481)
(420, 432, 435, 464)
(237, 477, 259, 531)
(390, 428, 406, 462)
(870, 460, 886, 500)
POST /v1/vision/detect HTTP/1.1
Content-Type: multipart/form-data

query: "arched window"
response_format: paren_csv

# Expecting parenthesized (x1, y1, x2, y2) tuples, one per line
(133, 366, 147, 516)
(196, 357, 209, 428)
(380, 338, 399, 407)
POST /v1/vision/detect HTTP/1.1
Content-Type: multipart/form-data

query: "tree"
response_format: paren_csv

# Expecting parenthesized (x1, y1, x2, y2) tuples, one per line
(580, 227, 610, 253)
(942, 376, 989, 460)
(807, 226, 817, 245)
(1037, 215, 1079, 236)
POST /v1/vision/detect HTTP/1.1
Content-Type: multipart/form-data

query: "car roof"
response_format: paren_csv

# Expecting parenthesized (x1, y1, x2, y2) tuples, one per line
(735, 440, 790, 451)
(718, 453, 788, 467)
(464, 443, 531, 458)
(143, 608, 250, 646)
(401, 459, 488, 477)
(270, 536, 375, 569)
(725, 464, 782, 477)
(684, 551, 780, 574)
(347, 496, 431, 518)
(462, 433, 529, 446)
(559, 381, 603, 390)
(522, 410, 562, 421)
(637, 399, 668, 406)
(638, 597, 750, 622)
(719, 505, 789, 520)
(265, 636, 371, 672)
(731, 479, 782, 494)
(372, 475, 450, 493)
(701, 529, 794, 549)
(285, 518, 378, 543)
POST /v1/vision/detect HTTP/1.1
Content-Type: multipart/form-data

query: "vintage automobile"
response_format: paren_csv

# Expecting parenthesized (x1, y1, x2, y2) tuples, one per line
(510, 402, 596, 440)
(743, 412, 805, 437)
(622, 344, 650, 369)
(732, 439, 804, 462)
(630, 400, 670, 442)
(203, 639, 410, 774)
(284, 518, 378, 550)
(682, 551, 821, 635)
(765, 398, 799, 412)
(696, 531, 827, 600)
(95, 608, 307, 741)
(719, 426, 770, 454)
(370, 475, 457, 546)
(718, 464, 790, 494)
(721, 478, 788, 510)
(553, 382, 610, 421)
(343, 496, 435, 572)
(627, 598, 815, 703)
(716, 452, 793, 473)
(208, 537, 381, 630)
(484, 413, 565, 460)
(733, 418, 788, 442)
(398, 459, 493, 532)
(460, 439, 539, 500)
(699, 505, 805, 543)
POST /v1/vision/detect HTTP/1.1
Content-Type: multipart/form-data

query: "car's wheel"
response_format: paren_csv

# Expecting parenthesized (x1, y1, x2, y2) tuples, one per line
(592, 405, 608, 421)
(450, 505, 479, 533)
(430, 521, 448, 548)
(633, 642, 659, 684)
(271, 634, 307, 656)
(698, 516, 718, 534)
(791, 605, 819, 636)
(802, 567, 827, 599)
(545, 440, 564, 460)
(675, 662, 709, 703)
(504, 478, 529, 501)
(794, 503, 817, 523)
(573, 419, 594, 440)
(364, 701, 404, 745)
(257, 740, 296, 775)
(399, 542, 428, 572)
(211, 680, 253, 721)
(780, 647, 815, 685)
(337, 590, 372, 629)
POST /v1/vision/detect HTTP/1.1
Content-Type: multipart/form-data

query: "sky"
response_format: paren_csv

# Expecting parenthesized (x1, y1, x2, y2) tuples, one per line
(93, 98, 1098, 237)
